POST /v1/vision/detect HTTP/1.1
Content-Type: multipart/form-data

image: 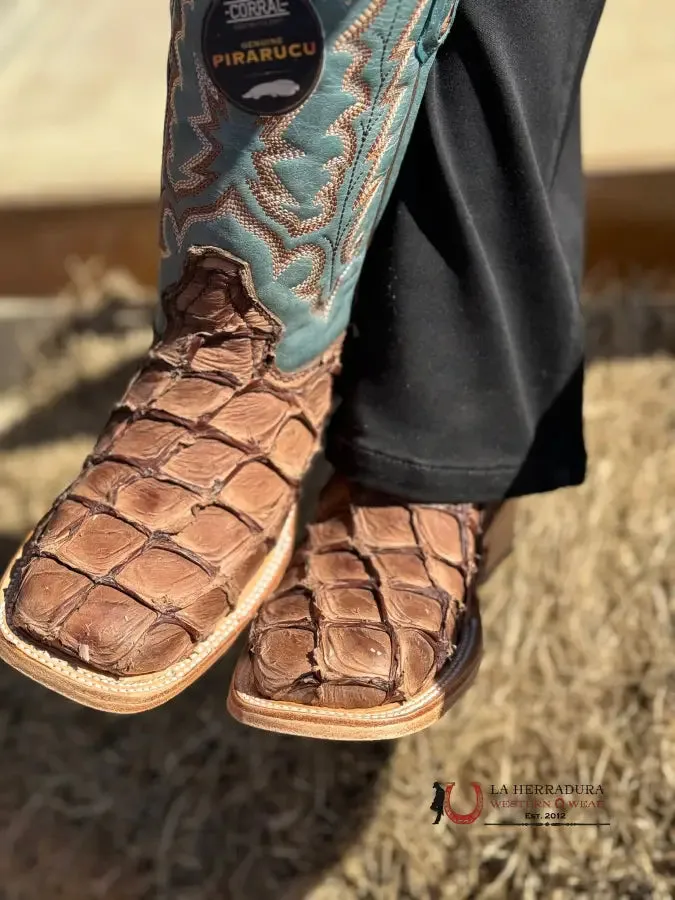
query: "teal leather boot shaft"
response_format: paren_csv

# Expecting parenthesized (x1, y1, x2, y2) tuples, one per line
(160, 0, 459, 370)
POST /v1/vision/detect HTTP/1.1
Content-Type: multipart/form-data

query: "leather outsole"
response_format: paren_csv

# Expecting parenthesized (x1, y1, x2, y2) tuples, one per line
(0, 508, 296, 714)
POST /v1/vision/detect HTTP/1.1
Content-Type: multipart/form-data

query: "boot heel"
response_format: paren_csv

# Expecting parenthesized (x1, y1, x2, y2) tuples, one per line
(477, 500, 517, 585)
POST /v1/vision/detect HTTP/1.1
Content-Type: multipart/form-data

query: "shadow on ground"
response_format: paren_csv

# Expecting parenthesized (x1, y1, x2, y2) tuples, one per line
(0, 535, 20, 573)
(584, 284, 675, 359)
(0, 642, 394, 900)
(0, 358, 140, 452)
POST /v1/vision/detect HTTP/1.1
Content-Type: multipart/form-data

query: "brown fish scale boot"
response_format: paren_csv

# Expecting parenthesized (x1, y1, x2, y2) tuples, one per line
(228, 477, 515, 740)
(0, 250, 341, 712)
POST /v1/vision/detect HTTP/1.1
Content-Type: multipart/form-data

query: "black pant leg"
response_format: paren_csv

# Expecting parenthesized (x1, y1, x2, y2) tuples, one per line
(326, 0, 605, 504)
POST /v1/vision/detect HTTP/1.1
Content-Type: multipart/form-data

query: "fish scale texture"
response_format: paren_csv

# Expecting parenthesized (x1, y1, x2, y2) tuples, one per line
(249, 477, 482, 707)
(5, 250, 341, 676)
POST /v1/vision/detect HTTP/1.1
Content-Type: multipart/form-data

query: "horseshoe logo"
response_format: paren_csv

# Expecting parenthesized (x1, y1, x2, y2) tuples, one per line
(443, 782, 483, 824)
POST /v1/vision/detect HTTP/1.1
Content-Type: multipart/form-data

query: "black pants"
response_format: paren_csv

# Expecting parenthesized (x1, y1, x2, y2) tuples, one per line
(326, 0, 605, 504)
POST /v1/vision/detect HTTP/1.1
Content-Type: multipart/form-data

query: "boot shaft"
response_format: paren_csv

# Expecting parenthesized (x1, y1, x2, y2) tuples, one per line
(160, 0, 458, 370)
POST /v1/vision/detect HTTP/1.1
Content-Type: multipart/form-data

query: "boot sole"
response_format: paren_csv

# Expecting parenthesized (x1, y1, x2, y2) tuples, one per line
(0, 507, 297, 714)
(227, 501, 517, 741)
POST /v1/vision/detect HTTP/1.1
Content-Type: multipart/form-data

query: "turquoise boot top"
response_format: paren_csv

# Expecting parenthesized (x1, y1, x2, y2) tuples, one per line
(160, 0, 458, 370)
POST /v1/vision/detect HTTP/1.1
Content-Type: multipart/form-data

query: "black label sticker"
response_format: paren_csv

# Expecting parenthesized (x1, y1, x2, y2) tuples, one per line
(203, 0, 324, 116)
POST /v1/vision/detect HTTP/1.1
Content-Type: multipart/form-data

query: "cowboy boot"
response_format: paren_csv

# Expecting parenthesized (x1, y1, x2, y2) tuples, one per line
(0, 0, 459, 712)
(228, 477, 515, 739)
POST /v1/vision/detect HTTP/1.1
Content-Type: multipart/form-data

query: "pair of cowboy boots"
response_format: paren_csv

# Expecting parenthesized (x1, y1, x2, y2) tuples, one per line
(0, 0, 514, 739)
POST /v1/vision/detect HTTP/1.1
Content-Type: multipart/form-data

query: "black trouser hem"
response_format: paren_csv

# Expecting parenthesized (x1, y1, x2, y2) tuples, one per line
(326, 436, 587, 504)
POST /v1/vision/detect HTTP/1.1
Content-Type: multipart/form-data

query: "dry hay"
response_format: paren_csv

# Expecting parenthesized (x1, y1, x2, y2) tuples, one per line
(0, 281, 672, 900)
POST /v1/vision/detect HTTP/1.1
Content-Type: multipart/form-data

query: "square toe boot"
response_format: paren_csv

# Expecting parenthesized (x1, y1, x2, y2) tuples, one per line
(228, 477, 516, 739)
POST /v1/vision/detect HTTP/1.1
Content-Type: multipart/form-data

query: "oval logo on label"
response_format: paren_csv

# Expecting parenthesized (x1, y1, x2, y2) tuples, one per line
(203, 0, 325, 116)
